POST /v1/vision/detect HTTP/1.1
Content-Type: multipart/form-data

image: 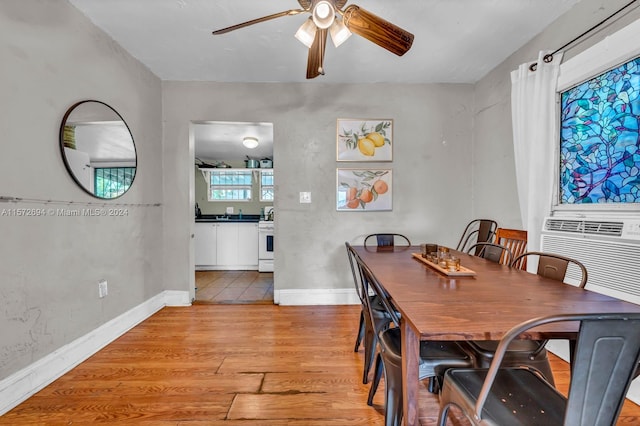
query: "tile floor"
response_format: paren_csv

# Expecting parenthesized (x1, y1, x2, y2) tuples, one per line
(194, 270, 274, 304)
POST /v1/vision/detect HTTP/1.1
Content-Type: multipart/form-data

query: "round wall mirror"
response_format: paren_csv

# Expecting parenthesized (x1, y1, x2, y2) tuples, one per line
(59, 100, 137, 199)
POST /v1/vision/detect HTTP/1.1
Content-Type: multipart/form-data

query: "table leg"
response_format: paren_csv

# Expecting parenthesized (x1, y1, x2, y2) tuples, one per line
(401, 318, 419, 426)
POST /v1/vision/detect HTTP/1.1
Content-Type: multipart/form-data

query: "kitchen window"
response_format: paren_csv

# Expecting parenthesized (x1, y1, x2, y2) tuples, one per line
(94, 167, 135, 199)
(260, 170, 274, 202)
(207, 170, 252, 201)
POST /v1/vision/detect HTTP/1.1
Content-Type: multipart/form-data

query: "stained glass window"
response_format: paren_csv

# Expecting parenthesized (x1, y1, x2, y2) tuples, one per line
(559, 56, 640, 204)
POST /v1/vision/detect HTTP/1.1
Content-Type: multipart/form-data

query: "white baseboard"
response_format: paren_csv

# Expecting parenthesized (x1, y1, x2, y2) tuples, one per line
(0, 290, 191, 415)
(546, 340, 640, 405)
(275, 288, 360, 306)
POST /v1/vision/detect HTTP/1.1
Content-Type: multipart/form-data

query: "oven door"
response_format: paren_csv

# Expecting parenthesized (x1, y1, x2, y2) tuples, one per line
(258, 227, 274, 260)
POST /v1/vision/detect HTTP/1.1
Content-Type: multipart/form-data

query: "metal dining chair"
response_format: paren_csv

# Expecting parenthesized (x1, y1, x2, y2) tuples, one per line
(456, 219, 498, 254)
(356, 255, 472, 426)
(345, 242, 393, 384)
(352, 233, 410, 371)
(363, 233, 411, 247)
(511, 251, 588, 287)
(514, 251, 590, 375)
(462, 249, 585, 386)
(466, 242, 512, 265)
(438, 312, 640, 426)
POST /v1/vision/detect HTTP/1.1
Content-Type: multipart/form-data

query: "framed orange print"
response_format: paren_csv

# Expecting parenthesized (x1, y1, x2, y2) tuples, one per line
(337, 168, 392, 211)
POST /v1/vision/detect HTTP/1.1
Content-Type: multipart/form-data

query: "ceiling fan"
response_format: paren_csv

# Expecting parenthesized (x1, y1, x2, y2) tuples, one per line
(212, 0, 414, 79)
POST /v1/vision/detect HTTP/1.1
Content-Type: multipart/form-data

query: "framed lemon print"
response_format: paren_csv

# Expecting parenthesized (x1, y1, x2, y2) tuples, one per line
(337, 119, 393, 162)
(337, 168, 392, 211)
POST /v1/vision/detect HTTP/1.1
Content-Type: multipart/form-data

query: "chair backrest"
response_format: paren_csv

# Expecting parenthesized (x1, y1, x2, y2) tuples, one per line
(354, 253, 401, 328)
(345, 242, 367, 305)
(364, 233, 411, 247)
(467, 242, 512, 266)
(474, 313, 640, 425)
(456, 219, 498, 253)
(493, 228, 527, 268)
(511, 251, 588, 288)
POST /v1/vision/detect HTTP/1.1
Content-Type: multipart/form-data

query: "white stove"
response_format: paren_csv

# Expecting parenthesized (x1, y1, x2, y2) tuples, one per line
(258, 219, 274, 272)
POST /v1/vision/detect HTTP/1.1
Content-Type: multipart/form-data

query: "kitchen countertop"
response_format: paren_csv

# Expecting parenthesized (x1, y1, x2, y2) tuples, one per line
(195, 214, 260, 223)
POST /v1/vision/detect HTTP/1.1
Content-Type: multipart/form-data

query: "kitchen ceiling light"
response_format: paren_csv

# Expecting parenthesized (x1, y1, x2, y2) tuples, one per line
(329, 18, 351, 48)
(242, 136, 259, 149)
(294, 17, 317, 48)
(312, 1, 335, 29)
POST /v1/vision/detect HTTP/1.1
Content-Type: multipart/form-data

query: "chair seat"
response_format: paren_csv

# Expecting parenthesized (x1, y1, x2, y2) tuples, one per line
(441, 367, 566, 425)
(466, 339, 544, 355)
(463, 339, 554, 385)
(381, 328, 472, 379)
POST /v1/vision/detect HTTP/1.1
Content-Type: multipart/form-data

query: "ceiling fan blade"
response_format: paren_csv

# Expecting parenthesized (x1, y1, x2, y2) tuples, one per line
(212, 9, 305, 35)
(306, 28, 328, 79)
(342, 5, 414, 56)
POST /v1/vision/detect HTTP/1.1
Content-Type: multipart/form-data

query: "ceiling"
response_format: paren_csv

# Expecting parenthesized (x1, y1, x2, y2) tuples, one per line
(67, 0, 582, 161)
(193, 121, 274, 163)
(68, 0, 582, 84)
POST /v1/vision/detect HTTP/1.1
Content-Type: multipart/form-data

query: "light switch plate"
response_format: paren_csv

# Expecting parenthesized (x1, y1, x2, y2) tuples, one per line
(98, 279, 108, 298)
(226, 207, 234, 214)
(299, 192, 311, 203)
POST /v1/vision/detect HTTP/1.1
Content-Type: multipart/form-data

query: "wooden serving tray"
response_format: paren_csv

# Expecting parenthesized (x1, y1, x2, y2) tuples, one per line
(412, 253, 476, 277)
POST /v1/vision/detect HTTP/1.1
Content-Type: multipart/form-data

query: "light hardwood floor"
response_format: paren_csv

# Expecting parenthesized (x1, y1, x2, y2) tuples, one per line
(2, 304, 640, 425)
(195, 270, 273, 304)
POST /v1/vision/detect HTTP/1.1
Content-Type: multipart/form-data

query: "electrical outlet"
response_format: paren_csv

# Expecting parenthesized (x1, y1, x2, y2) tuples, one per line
(98, 279, 108, 298)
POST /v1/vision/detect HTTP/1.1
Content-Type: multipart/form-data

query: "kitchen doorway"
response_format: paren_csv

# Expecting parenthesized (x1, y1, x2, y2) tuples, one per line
(191, 121, 275, 304)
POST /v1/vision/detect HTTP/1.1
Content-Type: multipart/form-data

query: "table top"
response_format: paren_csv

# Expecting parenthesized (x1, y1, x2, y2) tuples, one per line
(354, 245, 640, 341)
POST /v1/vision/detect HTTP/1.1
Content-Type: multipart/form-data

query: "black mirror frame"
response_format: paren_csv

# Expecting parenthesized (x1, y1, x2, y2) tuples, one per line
(59, 100, 137, 199)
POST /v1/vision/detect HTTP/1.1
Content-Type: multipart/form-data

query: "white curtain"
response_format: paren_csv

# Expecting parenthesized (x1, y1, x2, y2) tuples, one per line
(511, 50, 563, 258)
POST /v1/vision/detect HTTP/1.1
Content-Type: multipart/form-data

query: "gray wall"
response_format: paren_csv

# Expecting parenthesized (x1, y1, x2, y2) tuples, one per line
(472, 0, 640, 229)
(0, 0, 162, 379)
(162, 82, 475, 298)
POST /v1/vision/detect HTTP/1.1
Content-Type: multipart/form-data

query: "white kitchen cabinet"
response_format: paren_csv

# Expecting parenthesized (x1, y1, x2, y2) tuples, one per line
(237, 223, 259, 266)
(194, 223, 217, 267)
(216, 223, 239, 266)
(195, 222, 258, 270)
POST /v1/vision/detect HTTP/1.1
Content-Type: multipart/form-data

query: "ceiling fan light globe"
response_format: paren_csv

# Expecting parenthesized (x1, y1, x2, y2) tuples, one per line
(329, 19, 351, 47)
(295, 17, 317, 48)
(242, 137, 259, 149)
(312, 1, 335, 29)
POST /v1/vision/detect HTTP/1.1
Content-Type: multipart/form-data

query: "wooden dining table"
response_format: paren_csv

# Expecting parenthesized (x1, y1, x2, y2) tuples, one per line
(353, 244, 640, 426)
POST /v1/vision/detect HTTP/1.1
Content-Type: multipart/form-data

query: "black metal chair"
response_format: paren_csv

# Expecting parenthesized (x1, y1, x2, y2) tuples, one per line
(456, 219, 497, 254)
(345, 242, 393, 385)
(462, 249, 572, 385)
(511, 251, 588, 287)
(352, 233, 409, 365)
(513, 251, 590, 376)
(438, 312, 640, 426)
(364, 233, 411, 247)
(356, 256, 472, 426)
(466, 242, 513, 265)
